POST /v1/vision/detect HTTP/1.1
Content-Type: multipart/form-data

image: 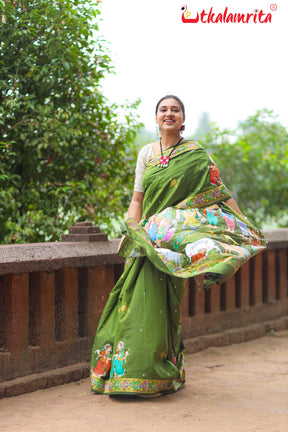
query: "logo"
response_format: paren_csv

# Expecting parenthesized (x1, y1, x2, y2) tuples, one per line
(181, 4, 276, 24)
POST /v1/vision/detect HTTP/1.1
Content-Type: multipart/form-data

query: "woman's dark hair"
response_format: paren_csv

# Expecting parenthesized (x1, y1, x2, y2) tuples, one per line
(155, 95, 185, 118)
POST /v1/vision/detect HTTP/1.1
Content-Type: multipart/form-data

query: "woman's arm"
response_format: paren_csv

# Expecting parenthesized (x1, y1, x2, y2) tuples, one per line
(224, 197, 243, 216)
(127, 191, 144, 222)
(117, 191, 144, 252)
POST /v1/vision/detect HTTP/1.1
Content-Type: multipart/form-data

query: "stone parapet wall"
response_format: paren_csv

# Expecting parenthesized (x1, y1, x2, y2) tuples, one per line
(0, 227, 287, 394)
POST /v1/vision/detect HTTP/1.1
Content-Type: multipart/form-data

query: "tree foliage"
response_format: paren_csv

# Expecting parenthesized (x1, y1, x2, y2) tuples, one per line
(0, 0, 142, 243)
(201, 109, 288, 228)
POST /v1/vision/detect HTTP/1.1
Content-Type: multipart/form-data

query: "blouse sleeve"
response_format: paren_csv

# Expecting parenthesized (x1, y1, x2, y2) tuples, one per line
(134, 143, 153, 193)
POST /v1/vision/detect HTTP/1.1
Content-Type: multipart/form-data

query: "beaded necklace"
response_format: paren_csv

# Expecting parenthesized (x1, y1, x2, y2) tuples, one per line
(158, 137, 183, 168)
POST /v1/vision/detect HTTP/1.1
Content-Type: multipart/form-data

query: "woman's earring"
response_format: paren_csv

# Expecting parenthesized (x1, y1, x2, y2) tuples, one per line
(156, 123, 161, 137)
(180, 125, 185, 133)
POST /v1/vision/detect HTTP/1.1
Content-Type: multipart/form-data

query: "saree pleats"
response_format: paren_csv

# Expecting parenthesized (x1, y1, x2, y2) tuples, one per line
(91, 257, 186, 395)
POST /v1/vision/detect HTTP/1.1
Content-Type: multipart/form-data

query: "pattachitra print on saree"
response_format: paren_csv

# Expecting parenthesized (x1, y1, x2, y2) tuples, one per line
(90, 141, 267, 396)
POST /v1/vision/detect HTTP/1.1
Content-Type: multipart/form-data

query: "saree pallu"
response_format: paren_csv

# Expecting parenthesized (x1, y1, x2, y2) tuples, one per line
(90, 140, 267, 397)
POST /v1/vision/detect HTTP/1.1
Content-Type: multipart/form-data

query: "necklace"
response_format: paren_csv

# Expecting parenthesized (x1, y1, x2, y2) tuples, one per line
(158, 137, 183, 168)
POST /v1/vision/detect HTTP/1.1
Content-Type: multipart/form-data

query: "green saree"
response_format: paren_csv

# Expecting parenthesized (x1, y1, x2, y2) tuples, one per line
(90, 140, 266, 396)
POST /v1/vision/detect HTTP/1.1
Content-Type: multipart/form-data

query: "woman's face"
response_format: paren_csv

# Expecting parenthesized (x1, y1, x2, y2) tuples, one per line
(155, 98, 184, 134)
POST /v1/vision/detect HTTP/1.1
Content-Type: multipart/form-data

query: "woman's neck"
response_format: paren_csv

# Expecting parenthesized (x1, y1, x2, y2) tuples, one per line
(160, 132, 183, 150)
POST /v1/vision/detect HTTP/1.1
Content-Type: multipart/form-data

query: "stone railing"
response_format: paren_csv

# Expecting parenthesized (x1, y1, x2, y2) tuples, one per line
(0, 223, 287, 397)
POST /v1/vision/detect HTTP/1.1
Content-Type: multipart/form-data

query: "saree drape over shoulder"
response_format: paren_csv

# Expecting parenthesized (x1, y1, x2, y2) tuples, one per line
(90, 140, 267, 397)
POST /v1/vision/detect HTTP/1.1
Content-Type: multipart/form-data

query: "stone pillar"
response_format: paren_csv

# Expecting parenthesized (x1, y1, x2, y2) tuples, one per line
(29, 272, 56, 347)
(194, 275, 206, 315)
(7, 274, 29, 354)
(210, 284, 221, 314)
(253, 253, 263, 306)
(267, 249, 276, 302)
(225, 275, 236, 310)
(61, 222, 108, 242)
(55, 269, 78, 342)
(239, 261, 250, 308)
(278, 249, 287, 300)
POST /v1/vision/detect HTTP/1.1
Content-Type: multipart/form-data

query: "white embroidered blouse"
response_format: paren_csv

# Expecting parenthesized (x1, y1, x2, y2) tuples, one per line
(134, 143, 155, 193)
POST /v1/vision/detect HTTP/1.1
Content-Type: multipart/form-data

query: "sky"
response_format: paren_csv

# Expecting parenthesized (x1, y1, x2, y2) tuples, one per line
(98, 0, 288, 136)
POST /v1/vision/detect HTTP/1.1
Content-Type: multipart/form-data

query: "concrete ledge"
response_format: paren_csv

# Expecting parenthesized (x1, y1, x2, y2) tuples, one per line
(185, 315, 288, 353)
(0, 239, 123, 275)
(0, 227, 287, 275)
(0, 362, 90, 399)
(1, 315, 287, 399)
(263, 228, 288, 249)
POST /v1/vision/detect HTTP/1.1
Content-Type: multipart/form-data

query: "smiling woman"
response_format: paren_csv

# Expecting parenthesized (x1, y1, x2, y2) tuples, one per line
(90, 95, 266, 398)
(156, 96, 184, 137)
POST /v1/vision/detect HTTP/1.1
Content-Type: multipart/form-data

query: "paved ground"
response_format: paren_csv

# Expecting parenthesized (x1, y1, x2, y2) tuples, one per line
(0, 330, 287, 432)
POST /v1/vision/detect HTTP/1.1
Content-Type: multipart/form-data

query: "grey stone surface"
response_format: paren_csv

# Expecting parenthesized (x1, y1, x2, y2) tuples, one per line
(0, 239, 122, 275)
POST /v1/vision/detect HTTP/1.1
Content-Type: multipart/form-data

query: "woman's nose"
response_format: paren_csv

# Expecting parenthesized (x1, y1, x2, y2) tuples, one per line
(165, 110, 174, 116)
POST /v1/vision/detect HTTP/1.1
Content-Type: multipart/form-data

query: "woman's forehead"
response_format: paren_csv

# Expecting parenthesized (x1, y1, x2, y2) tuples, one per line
(158, 98, 181, 108)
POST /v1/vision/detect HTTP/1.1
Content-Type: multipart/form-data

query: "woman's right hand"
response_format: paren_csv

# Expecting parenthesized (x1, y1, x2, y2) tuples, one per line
(117, 235, 126, 253)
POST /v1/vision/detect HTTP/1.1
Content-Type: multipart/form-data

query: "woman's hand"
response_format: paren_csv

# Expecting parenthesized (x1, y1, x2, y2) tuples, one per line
(117, 191, 144, 253)
(117, 235, 126, 253)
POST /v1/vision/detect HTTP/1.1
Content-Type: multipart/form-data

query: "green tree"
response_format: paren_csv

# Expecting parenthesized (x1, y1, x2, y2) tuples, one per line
(0, 0, 142, 243)
(201, 109, 288, 228)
